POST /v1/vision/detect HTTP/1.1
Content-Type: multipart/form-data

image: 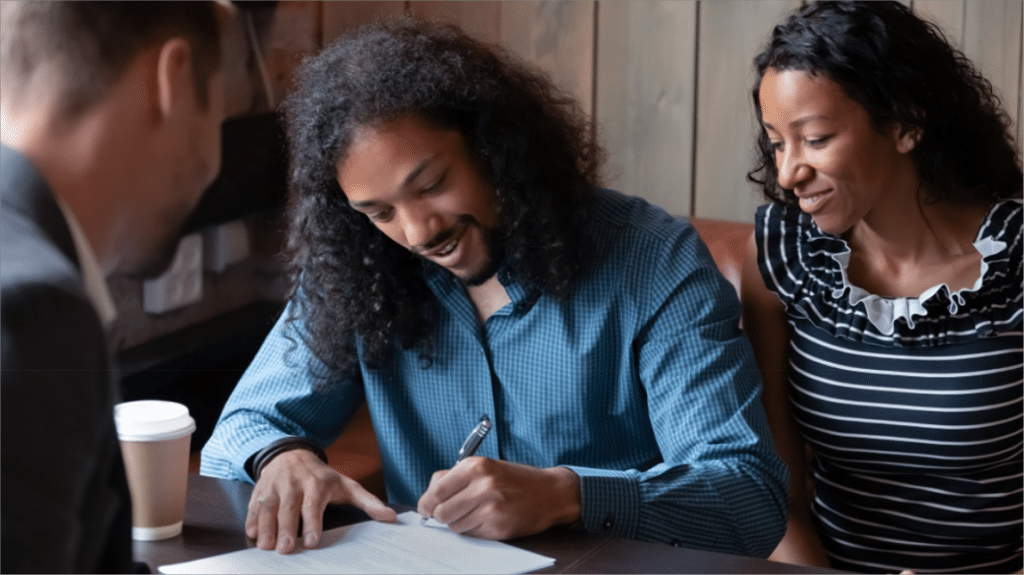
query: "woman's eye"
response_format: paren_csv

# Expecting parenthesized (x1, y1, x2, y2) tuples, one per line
(806, 136, 831, 147)
(770, 141, 784, 151)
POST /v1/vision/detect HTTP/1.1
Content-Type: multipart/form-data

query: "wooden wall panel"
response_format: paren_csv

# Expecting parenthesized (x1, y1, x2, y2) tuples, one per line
(315, 0, 1021, 223)
(913, 0, 964, 44)
(692, 1, 798, 222)
(500, 1, 596, 116)
(915, 0, 1022, 140)
(409, 1, 595, 133)
(321, 1, 406, 46)
(962, 0, 1023, 138)
(409, 1, 502, 42)
(596, 1, 697, 216)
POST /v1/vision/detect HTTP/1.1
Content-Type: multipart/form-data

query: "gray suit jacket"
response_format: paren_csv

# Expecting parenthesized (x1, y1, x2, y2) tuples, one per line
(1, 144, 138, 573)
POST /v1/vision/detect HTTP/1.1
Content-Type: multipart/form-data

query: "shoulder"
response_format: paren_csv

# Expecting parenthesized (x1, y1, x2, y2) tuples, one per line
(590, 188, 702, 259)
(752, 202, 848, 305)
(978, 198, 1022, 245)
(585, 188, 733, 312)
(2, 217, 104, 374)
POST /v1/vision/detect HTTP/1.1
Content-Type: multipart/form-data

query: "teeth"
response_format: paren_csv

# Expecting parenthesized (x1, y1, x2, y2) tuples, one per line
(437, 238, 457, 256)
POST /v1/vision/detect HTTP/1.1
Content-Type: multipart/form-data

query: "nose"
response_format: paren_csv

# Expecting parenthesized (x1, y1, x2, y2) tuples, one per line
(397, 200, 444, 251)
(776, 146, 812, 191)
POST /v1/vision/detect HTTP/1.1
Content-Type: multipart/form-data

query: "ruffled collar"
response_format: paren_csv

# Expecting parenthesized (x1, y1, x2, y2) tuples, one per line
(827, 234, 1007, 335)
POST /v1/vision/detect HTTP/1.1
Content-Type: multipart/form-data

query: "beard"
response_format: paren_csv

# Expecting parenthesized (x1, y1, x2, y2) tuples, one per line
(415, 214, 505, 287)
(462, 223, 504, 287)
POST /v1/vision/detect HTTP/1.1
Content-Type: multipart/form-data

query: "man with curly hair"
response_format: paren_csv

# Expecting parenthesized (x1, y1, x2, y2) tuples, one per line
(202, 18, 788, 557)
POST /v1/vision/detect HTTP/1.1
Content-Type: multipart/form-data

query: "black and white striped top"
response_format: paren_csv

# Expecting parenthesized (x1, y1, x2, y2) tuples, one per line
(755, 200, 1023, 574)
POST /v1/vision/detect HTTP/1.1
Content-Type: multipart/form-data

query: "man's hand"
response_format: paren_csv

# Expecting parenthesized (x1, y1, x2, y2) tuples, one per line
(246, 448, 397, 553)
(416, 457, 581, 540)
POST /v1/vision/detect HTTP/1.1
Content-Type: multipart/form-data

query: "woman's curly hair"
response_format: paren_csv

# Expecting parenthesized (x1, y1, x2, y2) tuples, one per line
(748, 1, 1022, 205)
(281, 17, 603, 373)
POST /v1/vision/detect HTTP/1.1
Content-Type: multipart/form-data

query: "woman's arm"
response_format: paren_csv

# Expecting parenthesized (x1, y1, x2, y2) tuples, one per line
(740, 231, 831, 568)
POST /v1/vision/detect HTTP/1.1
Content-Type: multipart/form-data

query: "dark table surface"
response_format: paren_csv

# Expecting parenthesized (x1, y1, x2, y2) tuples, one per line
(135, 474, 839, 574)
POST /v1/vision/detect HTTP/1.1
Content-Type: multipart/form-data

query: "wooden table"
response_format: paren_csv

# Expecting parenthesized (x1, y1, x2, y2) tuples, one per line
(134, 474, 840, 574)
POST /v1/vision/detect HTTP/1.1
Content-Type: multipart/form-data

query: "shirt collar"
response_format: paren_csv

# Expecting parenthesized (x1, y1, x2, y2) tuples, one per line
(423, 260, 541, 317)
(53, 197, 118, 328)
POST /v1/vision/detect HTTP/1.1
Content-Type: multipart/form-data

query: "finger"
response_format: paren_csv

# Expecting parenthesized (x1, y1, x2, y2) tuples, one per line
(256, 492, 279, 550)
(417, 470, 448, 518)
(428, 469, 449, 489)
(436, 495, 485, 534)
(245, 491, 263, 539)
(335, 477, 397, 523)
(275, 491, 302, 554)
(299, 481, 330, 549)
(418, 464, 471, 518)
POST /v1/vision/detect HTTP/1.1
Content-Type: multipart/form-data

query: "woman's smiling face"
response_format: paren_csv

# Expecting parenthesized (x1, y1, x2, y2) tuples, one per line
(758, 68, 919, 235)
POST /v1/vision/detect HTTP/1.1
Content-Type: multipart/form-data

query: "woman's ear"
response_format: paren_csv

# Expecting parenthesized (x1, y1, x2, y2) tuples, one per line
(894, 123, 922, 154)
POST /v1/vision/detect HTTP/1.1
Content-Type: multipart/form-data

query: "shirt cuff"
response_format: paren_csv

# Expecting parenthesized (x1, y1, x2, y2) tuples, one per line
(561, 466, 640, 540)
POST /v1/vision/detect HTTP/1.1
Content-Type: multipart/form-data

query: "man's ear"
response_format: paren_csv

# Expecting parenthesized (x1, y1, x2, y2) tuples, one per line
(154, 38, 193, 120)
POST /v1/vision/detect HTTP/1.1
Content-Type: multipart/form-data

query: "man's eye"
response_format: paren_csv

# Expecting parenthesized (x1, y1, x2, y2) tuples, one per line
(370, 208, 393, 222)
(422, 174, 446, 194)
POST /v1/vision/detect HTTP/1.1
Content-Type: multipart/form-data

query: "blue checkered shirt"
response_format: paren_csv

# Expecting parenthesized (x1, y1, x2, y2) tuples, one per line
(201, 189, 787, 556)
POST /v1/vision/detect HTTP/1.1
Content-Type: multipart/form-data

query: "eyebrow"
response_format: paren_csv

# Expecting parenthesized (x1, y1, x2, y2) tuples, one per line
(348, 157, 434, 209)
(761, 114, 830, 132)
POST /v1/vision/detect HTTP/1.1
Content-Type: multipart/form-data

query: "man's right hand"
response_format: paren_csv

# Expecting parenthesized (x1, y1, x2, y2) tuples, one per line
(245, 448, 397, 553)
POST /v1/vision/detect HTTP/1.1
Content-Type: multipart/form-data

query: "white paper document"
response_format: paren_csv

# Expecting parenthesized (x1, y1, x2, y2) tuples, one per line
(158, 511, 555, 574)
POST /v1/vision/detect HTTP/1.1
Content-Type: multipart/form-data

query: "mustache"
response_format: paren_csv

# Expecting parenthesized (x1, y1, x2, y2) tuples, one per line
(410, 214, 476, 256)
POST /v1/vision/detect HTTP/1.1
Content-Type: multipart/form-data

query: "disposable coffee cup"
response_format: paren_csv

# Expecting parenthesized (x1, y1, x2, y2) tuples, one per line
(114, 400, 196, 541)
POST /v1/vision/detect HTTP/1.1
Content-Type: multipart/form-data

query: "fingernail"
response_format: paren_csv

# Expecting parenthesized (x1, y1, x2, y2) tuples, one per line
(277, 535, 292, 552)
(304, 532, 317, 547)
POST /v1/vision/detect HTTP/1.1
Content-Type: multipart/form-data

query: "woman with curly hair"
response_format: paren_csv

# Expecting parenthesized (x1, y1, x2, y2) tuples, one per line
(741, 1, 1022, 572)
(203, 18, 787, 557)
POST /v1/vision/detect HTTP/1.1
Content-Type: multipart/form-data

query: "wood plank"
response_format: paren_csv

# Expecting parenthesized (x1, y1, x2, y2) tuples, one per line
(912, 0, 964, 46)
(962, 0, 1023, 137)
(499, 1, 596, 116)
(693, 0, 799, 222)
(321, 1, 407, 46)
(596, 1, 697, 216)
(408, 1, 502, 43)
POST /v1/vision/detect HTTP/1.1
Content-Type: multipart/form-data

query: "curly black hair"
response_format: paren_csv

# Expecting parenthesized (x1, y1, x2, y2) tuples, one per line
(748, 1, 1022, 206)
(281, 17, 604, 373)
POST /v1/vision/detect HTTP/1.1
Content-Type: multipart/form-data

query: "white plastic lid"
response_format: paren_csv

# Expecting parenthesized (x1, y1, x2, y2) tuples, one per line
(114, 400, 196, 442)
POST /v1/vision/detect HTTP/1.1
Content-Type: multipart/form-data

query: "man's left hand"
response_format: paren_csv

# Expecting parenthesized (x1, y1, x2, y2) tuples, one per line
(416, 457, 581, 540)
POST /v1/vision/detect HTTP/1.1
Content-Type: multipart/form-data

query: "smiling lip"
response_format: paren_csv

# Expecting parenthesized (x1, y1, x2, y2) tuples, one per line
(796, 189, 832, 213)
(419, 221, 468, 260)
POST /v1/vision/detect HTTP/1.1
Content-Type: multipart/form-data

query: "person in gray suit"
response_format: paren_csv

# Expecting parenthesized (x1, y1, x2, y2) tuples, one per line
(1, 3, 227, 572)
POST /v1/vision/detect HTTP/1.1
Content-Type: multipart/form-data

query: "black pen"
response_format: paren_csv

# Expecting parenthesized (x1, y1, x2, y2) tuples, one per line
(420, 415, 492, 526)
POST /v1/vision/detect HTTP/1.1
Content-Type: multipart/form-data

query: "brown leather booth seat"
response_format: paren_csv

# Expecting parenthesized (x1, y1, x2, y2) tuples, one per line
(689, 217, 754, 298)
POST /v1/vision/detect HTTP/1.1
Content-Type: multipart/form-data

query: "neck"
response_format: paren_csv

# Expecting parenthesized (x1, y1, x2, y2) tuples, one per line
(465, 274, 511, 324)
(848, 188, 988, 264)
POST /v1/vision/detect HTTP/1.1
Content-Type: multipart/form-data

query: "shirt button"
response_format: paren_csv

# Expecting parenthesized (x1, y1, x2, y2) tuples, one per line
(669, 539, 682, 547)
(602, 515, 614, 530)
